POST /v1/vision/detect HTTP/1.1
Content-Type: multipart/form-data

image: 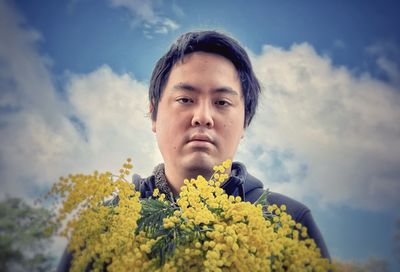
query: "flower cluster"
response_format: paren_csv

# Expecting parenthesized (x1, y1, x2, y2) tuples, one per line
(49, 159, 333, 272)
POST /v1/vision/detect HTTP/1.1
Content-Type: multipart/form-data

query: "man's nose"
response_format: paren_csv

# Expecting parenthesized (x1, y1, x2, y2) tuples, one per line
(191, 101, 214, 128)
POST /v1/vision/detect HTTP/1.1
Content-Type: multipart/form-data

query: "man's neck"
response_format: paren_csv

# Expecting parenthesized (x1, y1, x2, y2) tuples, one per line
(163, 164, 214, 196)
(163, 163, 234, 196)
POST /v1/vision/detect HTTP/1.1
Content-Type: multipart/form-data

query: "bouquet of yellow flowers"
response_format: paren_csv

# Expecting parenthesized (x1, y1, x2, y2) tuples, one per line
(49, 159, 332, 272)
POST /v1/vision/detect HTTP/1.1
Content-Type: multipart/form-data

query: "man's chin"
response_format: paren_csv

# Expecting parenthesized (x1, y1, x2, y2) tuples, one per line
(181, 155, 216, 178)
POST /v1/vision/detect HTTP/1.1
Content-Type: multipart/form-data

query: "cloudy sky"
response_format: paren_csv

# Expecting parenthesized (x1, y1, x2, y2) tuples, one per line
(1, 0, 400, 270)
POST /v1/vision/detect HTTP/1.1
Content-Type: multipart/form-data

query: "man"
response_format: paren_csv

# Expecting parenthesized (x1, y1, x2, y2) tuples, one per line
(58, 30, 329, 271)
(133, 30, 330, 259)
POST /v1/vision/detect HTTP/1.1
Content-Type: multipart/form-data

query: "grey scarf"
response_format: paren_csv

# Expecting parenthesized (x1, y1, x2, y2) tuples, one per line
(152, 163, 176, 202)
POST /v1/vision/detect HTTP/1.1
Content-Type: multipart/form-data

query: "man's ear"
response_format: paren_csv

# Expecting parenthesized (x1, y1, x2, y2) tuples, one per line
(241, 124, 246, 139)
(149, 102, 156, 133)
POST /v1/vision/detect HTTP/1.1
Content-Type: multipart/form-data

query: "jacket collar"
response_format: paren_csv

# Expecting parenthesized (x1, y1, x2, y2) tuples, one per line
(133, 161, 264, 202)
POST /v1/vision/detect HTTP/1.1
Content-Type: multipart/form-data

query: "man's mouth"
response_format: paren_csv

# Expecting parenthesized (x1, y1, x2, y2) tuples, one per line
(188, 134, 215, 147)
(189, 134, 213, 143)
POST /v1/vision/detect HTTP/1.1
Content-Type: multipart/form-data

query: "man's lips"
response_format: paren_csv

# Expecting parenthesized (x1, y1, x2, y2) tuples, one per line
(188, 134, 215, 145)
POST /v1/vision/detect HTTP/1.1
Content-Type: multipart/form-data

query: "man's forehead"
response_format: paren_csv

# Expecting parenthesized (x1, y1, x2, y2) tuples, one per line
(170, 54, 241, 85)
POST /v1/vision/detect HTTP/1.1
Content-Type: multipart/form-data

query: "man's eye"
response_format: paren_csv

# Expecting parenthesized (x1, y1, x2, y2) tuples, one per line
(215, 100, 230, 106)
(177, 98, 192, 104)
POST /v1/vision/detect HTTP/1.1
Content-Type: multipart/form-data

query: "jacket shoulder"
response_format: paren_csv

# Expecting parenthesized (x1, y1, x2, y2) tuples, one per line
(242, 170, 310, 222)
(267, 192, 310, 222)
(267, 192, 330, 259)
(132, 174, 156, 198)
(242, 173, 265, 203)
(242, 170, 330, 259)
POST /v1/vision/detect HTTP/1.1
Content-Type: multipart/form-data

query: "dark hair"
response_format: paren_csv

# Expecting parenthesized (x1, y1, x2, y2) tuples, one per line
(149, 30, 261, 127)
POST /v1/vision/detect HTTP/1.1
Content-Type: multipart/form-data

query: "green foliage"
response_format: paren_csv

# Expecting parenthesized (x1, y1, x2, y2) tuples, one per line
(137, 198, 178, 236)
(136, 191, 277, 268)
(138, 198, 181, 265)
(0, 197, 57, 272)
(137, 197, 208, 267)
(255, 189, 275, 220)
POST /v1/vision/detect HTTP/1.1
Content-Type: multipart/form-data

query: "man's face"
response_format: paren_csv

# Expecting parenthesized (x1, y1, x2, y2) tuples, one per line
(152, 52, 245, 176)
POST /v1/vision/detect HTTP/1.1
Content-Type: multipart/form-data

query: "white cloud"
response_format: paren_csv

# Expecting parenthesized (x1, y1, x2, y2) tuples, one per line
(366, 41, 400, 86)
(376, 57, 400, 86)
(0, 0, 159, 202)
(171, 2, 185, 17)
(236, 43, 400, 211)
(0, 0, 79, 197)
(333, 39, 345, 49)
(66, 65, 159, 175)
(108, 0, 180, 36)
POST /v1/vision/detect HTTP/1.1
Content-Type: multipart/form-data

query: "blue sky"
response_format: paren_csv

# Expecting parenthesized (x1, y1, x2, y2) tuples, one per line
(1, 0, 400, 270)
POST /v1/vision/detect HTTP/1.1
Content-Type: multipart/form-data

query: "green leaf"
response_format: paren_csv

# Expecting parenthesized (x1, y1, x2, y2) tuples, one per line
(136, 198, 177, 236)
(254, 189, 270, 206)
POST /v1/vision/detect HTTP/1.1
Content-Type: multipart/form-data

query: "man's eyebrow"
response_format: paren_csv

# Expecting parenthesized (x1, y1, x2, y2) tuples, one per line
(172, 83, 239, 96)
(171, 83, 198, 92)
